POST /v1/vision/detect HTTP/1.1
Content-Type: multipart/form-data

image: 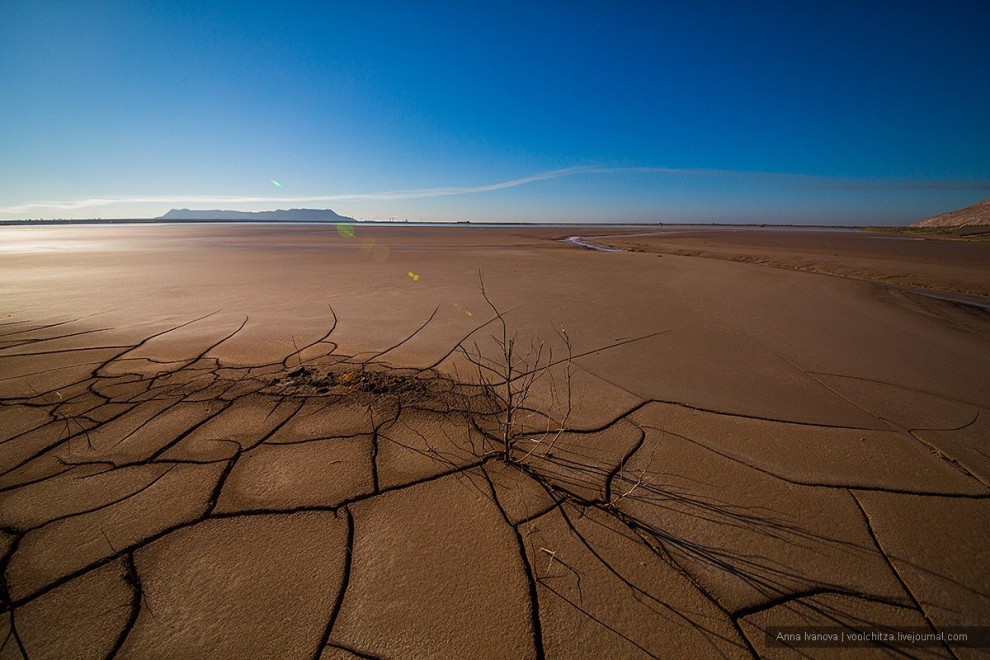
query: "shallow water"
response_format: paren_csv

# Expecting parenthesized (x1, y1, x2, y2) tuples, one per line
(561, 235, 624, 252)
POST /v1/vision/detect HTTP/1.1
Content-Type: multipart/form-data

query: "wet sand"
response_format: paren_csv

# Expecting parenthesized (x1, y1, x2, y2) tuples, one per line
(1, 223, 988, 657)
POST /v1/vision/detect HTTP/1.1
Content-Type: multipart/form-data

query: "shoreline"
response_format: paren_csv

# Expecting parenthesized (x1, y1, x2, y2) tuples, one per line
(579, 227, 990, 300)
(0, 218, 874, 229)
(564, 232, 990, 307)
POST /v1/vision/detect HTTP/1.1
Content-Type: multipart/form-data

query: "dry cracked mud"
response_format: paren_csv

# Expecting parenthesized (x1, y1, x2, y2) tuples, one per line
(1, 225, 988, 658)
(1, 308, 987, 660)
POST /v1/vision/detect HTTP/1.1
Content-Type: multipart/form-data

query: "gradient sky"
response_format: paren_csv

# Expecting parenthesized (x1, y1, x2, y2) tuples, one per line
(2, 1, 989, 224)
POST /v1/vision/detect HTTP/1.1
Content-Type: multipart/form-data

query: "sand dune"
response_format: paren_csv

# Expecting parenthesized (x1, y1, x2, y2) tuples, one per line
(912, 197, 990, 228)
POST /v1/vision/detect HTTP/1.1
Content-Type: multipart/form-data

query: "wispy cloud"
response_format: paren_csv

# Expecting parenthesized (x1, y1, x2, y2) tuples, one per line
(0, 166, 609, 214)
(2, 166, 989, 216)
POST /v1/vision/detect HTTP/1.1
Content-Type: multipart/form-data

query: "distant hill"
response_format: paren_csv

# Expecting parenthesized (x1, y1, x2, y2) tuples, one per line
(158, 208, 355, 222)
(911, 198, 990, 228)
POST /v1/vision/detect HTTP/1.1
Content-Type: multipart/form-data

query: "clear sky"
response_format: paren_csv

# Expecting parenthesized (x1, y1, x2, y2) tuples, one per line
(2, 1, 989, 224)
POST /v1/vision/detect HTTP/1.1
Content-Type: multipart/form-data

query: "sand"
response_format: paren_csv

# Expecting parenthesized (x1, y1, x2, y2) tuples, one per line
(583, 226, 990, 299)
(911, 197, 990, 229)
(0, 223, 988, 657)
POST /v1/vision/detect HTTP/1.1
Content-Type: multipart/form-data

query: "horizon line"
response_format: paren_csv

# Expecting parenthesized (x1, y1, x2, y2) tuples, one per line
(2, 165, 989, 217)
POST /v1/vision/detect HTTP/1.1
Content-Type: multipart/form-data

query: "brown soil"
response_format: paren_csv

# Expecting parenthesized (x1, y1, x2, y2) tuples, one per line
(0, 224, 987, 657)
(586, 227, 990, 299)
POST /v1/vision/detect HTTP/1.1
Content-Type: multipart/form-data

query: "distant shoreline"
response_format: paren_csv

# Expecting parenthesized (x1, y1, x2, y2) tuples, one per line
(0, 218, 871, 229)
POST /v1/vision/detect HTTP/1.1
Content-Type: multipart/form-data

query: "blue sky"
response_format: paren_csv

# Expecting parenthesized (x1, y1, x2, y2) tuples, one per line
(2, 1, 989, 224)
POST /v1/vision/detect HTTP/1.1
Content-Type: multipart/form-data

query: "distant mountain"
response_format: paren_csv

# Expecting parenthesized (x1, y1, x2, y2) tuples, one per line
(158, 208, 355, 222)
(911, 198, 990, 228)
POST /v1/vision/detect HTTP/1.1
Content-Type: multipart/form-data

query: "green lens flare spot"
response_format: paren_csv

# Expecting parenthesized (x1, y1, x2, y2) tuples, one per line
(336, 224, 355, 238)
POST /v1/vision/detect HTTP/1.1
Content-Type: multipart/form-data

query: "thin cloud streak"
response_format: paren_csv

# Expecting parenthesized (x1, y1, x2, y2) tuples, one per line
(1, 166, 617, 214)
(3, 166, 989, 215)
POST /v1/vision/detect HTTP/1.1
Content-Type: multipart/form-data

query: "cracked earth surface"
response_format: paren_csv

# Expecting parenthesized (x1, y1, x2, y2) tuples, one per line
(1, 225, 988, 658)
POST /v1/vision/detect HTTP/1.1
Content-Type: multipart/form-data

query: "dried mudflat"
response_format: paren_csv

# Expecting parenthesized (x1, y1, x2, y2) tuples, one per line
(0, 223, 988, 658)
(589, 226, 990, 299)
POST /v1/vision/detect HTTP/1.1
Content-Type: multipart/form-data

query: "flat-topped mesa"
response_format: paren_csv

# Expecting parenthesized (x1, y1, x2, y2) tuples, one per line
(911, 198, 990, 228)
(158, 208, 356, 222)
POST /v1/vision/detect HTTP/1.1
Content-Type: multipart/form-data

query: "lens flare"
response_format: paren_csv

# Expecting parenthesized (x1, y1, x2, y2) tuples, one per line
(271, 180, 282, 188)
(407, 272, 420, 281)
(336, 224, 355, 238)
